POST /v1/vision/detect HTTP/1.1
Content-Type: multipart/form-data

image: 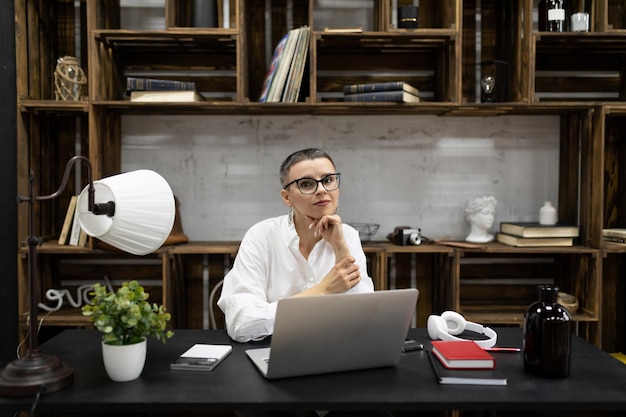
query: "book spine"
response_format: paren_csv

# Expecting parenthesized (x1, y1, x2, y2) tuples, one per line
(68, 203, 82, 246)
(78, 228, 88, 247)
(58, 195, 78, 245)
(126, 77, 196, 91)
(343, 81, 405, 94)
(343, 91, 413, 102)
(129, 90, 204, 102)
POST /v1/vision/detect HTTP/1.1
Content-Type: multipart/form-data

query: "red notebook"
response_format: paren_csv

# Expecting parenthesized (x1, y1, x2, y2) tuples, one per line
(431, 340, 495, 369)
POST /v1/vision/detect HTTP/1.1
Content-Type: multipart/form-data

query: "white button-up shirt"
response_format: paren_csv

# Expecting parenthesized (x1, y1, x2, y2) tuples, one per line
(217, 215, 374, 342)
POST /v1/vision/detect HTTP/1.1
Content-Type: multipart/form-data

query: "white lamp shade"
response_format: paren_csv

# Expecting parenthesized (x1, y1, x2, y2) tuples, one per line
(76, 170, 176, 256)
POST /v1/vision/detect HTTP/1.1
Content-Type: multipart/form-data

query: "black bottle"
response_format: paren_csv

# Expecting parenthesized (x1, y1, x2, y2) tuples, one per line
(523, 284, 572, 378)
(539, 0, 566, 32)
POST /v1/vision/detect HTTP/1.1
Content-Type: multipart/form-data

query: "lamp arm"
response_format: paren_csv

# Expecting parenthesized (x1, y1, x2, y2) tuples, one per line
(18, 155, 115, 216)
(22, 156, 95, 211)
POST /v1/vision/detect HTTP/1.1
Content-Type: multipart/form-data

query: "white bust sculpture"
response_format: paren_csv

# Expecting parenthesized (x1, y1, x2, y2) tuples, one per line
(465, 196, 497, 243)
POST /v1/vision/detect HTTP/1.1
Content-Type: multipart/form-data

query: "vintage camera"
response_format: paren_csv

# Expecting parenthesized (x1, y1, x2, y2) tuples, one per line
(388, 227, 422, 246)
(400, 228, 422, 246)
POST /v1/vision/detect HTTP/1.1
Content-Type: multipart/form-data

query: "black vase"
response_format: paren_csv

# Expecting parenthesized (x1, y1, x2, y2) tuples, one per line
(523, 284, 572, 378)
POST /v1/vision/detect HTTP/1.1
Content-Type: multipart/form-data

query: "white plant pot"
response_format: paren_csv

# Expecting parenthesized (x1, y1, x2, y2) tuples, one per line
(101, 338, 147, 382)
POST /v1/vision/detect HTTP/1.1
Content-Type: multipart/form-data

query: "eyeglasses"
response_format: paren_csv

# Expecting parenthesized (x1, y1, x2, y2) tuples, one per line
(283, 173, 341, 195)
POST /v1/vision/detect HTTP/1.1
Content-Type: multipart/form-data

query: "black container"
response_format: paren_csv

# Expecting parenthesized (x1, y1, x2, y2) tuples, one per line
(398, 6, 419, 29)
(538, 0, 567, 32)
(523, 284, 572, 378)
(192, 0, 217, 28)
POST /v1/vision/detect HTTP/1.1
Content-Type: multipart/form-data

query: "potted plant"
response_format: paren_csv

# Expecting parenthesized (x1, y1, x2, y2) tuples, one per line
(82, 280, 173, 382)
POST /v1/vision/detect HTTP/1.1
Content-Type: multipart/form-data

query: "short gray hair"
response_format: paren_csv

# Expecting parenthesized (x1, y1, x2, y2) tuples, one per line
(279, 148, 335, 188)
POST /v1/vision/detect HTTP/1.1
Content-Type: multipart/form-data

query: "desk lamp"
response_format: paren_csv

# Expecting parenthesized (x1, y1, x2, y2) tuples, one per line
(0, 156, 175, 397)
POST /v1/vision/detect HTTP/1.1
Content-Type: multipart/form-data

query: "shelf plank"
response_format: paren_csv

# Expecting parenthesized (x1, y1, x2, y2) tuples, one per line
(602, 242, 626, 253)
(91, 101, 598, 116)
(93, 29, 239, 44)
(315, 30, 458, 49)
(462, 310, 598, 325)
(534, 31, 626, 51)
(24, 240, 601, 257)
(19, 312, 93, 329)
(454, 242, 599, 255)
(20, 241, 168, 256)
(19, 99, 89, 114)
(166, 241, 240, 255)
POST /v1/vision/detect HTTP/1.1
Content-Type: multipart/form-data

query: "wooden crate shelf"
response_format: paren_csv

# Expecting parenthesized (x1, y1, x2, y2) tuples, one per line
(16, 0, 626, 352)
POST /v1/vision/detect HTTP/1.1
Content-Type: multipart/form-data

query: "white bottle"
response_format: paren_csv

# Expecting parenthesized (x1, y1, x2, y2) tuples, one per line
(539, 201, 557, 225)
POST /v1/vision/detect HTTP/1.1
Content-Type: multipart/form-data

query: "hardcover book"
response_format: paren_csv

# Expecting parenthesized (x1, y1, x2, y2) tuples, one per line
(603, 228, 626, 238)
(343, 81, 419, 96)
(499, 222, 579, 238)
(343, 90, 420, 103)
(68, 200, 82, 246)
(496, 232, 574, 247)
(129, 90, 205, 103)
(431, 340, 495, 369)
(323, 27, 363, 33)
(126, 77, 196, 92)
(77, 228, 88, 247)
(58, 195, 78, 245)
(603, 236, 626, 244)
(428, 351, 507, 386)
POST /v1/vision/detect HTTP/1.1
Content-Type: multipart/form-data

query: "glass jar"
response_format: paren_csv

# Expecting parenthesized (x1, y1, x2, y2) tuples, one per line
(523, 284, 572, 378)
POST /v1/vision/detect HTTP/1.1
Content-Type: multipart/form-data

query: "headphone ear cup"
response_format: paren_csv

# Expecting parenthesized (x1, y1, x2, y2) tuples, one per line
(440, 311, 466, 336)
(427, 315, 447, 340)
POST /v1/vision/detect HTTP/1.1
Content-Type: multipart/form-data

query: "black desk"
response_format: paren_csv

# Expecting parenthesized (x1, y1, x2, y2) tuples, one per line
(2, 328, 626, 414)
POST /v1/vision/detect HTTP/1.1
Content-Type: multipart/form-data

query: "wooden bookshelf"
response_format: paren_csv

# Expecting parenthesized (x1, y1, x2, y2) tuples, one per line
(15, 0, 626, 352)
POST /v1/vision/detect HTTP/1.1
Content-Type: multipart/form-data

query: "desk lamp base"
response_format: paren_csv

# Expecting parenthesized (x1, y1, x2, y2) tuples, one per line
(0, 352, 73, 397)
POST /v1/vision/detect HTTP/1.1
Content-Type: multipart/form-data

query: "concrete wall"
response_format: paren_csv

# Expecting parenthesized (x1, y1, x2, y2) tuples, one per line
(121, 114, 560, 242)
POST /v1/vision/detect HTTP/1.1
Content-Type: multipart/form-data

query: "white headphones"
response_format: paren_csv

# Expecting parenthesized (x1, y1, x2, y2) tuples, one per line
(427, 311, 497, 348)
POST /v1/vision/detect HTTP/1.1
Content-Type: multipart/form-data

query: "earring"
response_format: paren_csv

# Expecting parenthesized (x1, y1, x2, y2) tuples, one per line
(335, 204, 339, 215)
(288, 207, 294, 226)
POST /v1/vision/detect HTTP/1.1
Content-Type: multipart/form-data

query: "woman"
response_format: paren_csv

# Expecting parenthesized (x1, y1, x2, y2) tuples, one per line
(218, 148, 374, 343)
(464, 195, 497, 243)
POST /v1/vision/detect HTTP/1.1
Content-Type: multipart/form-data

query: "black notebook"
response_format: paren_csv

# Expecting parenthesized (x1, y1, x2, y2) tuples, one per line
(428, 351, 507, 386)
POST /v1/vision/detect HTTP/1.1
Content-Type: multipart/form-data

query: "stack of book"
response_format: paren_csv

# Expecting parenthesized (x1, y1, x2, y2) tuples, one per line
(496, 222, 579, 247)
(428, 340, 507, 386)
(126, 77, 205, 102)
(259, 26, 310, 103)
(603, 228, 626, 245)
(343, 81, 420, 103)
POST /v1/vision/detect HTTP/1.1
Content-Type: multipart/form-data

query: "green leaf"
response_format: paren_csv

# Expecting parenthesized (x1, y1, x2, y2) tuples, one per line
(81, 280, 173, 345)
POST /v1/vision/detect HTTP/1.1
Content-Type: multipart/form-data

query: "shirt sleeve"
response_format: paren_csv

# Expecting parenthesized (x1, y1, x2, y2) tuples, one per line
(217, 227, 278, 343)
(343, 224, 375, 294)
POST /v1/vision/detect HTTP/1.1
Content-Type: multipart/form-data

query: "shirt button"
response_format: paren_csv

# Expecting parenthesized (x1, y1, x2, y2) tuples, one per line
(309, 277, 314, 282)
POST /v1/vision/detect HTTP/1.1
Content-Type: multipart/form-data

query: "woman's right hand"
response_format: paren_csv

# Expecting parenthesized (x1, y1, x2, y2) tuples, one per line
(295, 256, 361, 297)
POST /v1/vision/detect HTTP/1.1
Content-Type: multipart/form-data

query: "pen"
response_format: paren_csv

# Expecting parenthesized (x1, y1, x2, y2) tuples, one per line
(484, 347, 521, 352)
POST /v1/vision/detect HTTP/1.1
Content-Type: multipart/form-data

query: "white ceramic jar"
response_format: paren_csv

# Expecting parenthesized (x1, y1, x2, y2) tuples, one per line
(539, 201, 557, 225)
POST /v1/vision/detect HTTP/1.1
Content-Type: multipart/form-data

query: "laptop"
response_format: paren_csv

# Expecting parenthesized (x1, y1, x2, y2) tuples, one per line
(245, 288, 419, 379)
